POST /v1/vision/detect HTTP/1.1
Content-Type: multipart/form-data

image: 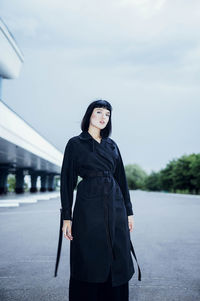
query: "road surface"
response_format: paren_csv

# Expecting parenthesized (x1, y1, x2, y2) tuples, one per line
(0, 190, 199, 300)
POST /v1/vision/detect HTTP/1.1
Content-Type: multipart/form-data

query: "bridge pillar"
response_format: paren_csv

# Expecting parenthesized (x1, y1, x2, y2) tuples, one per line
(48, 174, 55, 191)
(15, 168, 25, 194)
(0, 167, 9, 194)
(30, 173, 38, 193)
(40, 173, 48, 192)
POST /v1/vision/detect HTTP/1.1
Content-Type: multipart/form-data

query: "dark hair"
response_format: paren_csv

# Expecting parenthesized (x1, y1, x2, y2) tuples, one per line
(81, 99, 112, 138)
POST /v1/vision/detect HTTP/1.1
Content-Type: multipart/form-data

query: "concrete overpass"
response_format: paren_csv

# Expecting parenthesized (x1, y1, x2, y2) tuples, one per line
(0, 18, 62, 195)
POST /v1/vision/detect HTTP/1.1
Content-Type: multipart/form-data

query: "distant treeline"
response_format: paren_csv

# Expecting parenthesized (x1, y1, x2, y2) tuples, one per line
(125, 153, 200, 195)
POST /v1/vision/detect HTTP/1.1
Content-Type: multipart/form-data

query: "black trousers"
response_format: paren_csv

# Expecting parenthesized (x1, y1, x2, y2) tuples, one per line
(69, 267, 129, 301)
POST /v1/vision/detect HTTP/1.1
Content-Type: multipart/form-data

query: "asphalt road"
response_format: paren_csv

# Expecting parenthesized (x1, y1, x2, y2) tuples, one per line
(0, 190, 199, 301)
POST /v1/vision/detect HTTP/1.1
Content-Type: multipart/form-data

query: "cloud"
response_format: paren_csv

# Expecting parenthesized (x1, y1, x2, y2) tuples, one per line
(1, 0, 200, 171)
(118, 0, 167, 17)
(1, 0, 199, 89)
(4, 16, 39, 38)
(0, 0, 199, 43)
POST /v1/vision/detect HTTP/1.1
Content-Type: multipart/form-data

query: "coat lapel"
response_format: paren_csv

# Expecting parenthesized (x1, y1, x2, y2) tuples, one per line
(78, 131, 117, 166)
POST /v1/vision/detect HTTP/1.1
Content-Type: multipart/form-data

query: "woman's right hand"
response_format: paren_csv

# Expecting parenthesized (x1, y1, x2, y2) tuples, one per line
(62, 220, 73, 240)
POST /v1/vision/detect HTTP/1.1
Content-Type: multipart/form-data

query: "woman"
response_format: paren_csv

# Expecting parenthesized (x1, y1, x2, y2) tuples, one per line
(55, 100, 141, 301)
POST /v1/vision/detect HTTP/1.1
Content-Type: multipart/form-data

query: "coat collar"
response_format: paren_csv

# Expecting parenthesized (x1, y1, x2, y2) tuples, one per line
(78, 130, 113, 144)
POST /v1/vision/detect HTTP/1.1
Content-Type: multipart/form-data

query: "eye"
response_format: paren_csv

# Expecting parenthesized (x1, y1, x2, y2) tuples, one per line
(96, 110, 110, 117)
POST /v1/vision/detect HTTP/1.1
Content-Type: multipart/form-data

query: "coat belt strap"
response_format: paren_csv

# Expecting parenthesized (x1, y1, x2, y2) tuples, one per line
(130, 239, 142, 281)
(82, 170, 112, 178)
(54, 208, 63, 277)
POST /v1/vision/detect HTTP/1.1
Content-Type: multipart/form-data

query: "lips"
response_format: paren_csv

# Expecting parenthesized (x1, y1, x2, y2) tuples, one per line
(100, 121, 105, 124)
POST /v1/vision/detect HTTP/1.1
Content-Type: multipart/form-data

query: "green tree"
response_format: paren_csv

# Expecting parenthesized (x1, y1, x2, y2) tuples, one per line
(159, 159, 177, 192)
(172, 154, 196, 193)
(125, 164, 148, 190)
(145, 171, 161, 191)
(190, 153, 200, 194)
(7, 174, 15, 192)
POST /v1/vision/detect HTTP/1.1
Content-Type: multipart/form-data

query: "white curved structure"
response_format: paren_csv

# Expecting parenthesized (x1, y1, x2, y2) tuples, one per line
(0, 18, 62, 195)
(0, 100, 63, 172)
(0, 18, 24, 79)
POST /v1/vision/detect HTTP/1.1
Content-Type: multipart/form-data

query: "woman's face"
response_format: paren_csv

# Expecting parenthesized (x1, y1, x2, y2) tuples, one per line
(90, 107, 110, 130)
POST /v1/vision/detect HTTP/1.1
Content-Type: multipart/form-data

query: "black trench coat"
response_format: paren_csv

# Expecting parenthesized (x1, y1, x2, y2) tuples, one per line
(54, 130, 141, 287)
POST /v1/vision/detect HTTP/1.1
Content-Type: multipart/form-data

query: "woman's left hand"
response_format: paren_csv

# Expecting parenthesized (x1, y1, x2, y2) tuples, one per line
(128, 215, 134, 232)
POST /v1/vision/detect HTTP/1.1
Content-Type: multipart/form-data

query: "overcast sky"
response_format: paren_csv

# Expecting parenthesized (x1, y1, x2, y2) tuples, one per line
(1, 0, 200, 173)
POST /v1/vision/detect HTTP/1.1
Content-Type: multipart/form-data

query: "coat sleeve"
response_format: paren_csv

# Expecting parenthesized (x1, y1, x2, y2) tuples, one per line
(113, 143, 134, 216)
(60, 139, 78, 220)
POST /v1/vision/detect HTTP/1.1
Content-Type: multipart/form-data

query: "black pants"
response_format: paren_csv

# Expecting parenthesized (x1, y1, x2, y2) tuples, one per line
(69, 267, 129, 301)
